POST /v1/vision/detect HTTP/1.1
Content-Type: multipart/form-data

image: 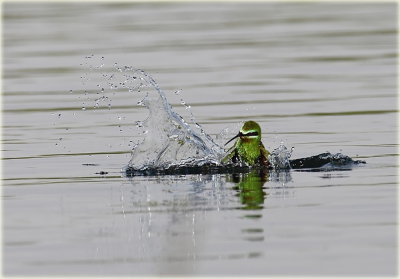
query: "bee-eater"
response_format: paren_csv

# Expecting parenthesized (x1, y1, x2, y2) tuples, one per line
(222, 121, 271, 168)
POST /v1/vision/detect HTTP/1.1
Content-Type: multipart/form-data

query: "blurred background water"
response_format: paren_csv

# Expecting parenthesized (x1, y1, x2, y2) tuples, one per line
(2, 2, 398, 276)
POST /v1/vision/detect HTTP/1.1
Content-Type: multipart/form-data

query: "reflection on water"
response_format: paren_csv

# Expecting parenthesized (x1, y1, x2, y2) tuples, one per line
(229, 170, 269, 210)
(118, 172, 272, 275)
(116, 169, 295, 274)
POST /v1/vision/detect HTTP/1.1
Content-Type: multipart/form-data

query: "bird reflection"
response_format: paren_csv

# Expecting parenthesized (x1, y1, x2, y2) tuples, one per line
(228, 170, 269, 210)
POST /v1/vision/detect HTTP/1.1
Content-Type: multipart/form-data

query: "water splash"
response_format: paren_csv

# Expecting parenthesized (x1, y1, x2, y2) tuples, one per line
(124, 69, 224, 170)
(121, 71, 365, 174)
(78, 56, 224, 171)
(78, 56, 365, 176)
(269, 142, 294, 169)
(290, 152, 365, 171)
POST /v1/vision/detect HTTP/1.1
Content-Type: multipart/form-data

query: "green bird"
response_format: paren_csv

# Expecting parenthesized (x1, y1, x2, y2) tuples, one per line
(222, 121, 271, 168)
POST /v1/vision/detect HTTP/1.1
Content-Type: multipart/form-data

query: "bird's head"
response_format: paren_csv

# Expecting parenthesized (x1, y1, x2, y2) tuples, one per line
(225, 121, 262, 146)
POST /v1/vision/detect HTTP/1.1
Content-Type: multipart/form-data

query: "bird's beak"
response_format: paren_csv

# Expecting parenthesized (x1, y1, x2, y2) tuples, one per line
(225, 132, 242, 146)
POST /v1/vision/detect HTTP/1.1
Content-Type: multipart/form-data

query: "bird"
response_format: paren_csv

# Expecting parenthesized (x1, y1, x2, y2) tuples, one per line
(222, 121, 271, 168)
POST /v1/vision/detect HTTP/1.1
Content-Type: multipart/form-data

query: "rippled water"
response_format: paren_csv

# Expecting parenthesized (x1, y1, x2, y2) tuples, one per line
(3, 2, 398, 276)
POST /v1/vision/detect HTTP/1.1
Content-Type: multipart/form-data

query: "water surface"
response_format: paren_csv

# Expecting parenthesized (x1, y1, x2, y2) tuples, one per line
(2, 2, 398, 276)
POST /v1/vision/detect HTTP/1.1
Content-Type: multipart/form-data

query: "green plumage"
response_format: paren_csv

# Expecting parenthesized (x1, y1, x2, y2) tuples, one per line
(222, 121, 271, 168)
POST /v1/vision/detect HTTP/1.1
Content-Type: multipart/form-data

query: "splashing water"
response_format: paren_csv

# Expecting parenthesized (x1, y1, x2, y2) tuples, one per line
(78, 56, 225, 171)
(126, 69, 224, 170)
(269, 142, 294, 169)
(289, 152, 366, 171)
(78, 56, 365, 176)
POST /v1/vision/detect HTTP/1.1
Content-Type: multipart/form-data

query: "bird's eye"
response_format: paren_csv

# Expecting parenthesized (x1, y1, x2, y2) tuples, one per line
(244, 131, 258, 137)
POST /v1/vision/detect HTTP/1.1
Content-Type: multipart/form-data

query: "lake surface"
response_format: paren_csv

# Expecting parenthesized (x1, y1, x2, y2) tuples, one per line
(2, 2, 398, 276)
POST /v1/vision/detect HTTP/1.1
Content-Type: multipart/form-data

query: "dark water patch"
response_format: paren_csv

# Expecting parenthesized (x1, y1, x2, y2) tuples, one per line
(191, 80, 268, 89)
(2, 150, 129, 160)
(314, 182, 396, 188)
(208, 109, 397, 121)
(125, 163, 251, 177)
(126, 152, 365, 177)
(112, 39, 288, 54)
(308, 29, 397, 38)
(3, 176, 123, 187)
(242, 228, 264, 233)
(4, 67, 77, 78)
(276, 131, 336, 135)
(4, 87, 131, 98)
(305, 110, 398, 117)
(349, 143, 398, 148)
(292, 53, 396, 63)
(10, 49, 89, 58)
(190, 93, 396, 108)
(190, 98, 333, 107)
(247, 88, 305, 94)
(2, 105, 146, 113)
(294, 55, 371, 62)
(289, 152, 366, 170)
(362, 153, 398, 158)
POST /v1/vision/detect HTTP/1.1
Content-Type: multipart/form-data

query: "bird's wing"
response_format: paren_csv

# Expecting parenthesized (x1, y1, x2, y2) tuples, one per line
(259, 142, 271, 168)
(260, 142, 270, 157)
